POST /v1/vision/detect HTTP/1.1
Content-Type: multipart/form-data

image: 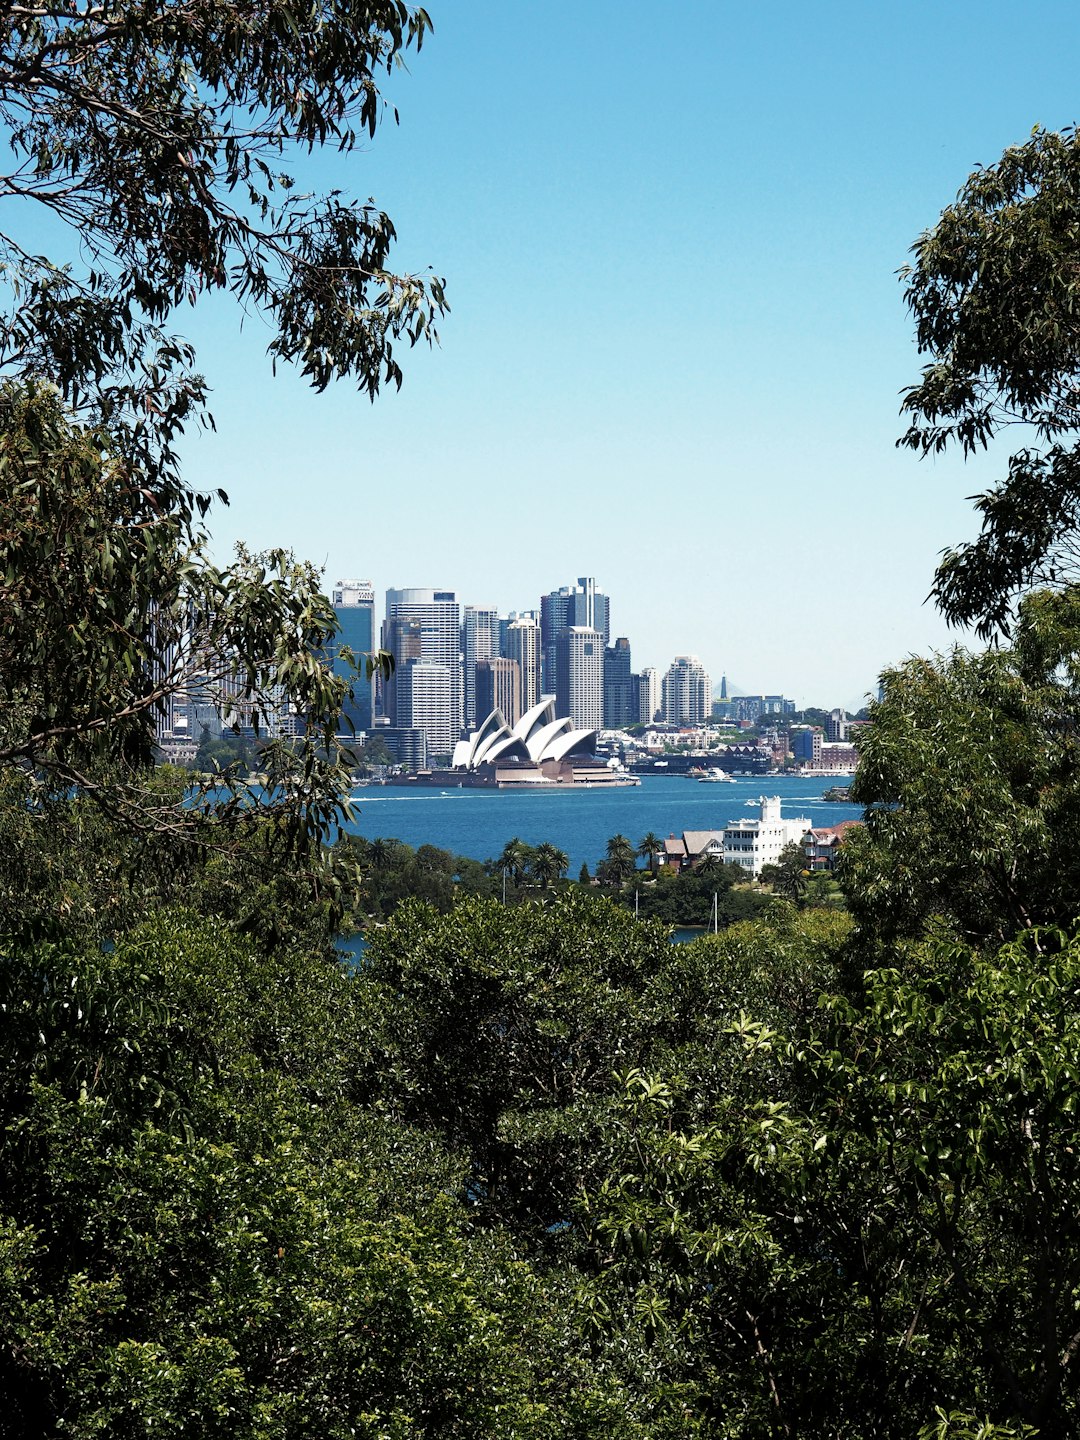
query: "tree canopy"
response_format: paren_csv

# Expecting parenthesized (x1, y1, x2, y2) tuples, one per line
(0, 0, 445, 503)
(0, 1, 435, 852)
(902, 126, 1080, 635)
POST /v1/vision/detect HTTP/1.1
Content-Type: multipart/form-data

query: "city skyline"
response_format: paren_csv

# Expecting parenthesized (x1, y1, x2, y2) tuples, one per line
(155, 2, 1080, 704)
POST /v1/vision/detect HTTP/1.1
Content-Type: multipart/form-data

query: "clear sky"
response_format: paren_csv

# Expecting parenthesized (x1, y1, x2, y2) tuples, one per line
(170, 1, 1080, 708)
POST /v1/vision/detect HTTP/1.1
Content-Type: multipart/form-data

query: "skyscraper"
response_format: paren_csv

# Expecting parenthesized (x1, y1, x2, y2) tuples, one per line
(661, 655, 711, 724)
(603, 637, 634, 728)
(462, 605, 498, 731)
(636, 666, 661, 724)
(381, 588, 462, 760)
(540, 586, 573, 696)
(541, 577, 610, 701)
(555, 626, 603, 730)
(331, 579, 375, 734)
(475, 656, 521, 726)
(505, 616, 541, 712)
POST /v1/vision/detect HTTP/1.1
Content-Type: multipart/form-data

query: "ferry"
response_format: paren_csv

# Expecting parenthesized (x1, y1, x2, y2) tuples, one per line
(698, 767, 735, 783)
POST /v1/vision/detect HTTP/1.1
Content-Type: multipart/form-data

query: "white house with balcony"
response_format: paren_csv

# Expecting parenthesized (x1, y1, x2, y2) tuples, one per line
(723, 795, 812, 877)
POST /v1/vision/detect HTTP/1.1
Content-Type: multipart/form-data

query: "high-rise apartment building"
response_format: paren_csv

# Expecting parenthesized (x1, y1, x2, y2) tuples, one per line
(661, 655, 710, 724)
(505, 616, 541, 712)
(462, 605, 498, 731)
(555, 625, 603, 730)
(603, 637, 634, 729)
(381, 588, 462, 760)
(331, 579, 375, 734)
(636, 666, 661, 725)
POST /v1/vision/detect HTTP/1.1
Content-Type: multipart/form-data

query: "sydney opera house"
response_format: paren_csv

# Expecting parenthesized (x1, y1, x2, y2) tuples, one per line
(446, 698, 638, 787)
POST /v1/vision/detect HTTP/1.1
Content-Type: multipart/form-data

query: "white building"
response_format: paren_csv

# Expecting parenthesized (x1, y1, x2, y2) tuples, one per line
(555, 625, 603, 731)
(661, 655, 710, 723)
(462, 604, 498, 731)
(505, 616, 542, 712)
(723, 795, 812, 876)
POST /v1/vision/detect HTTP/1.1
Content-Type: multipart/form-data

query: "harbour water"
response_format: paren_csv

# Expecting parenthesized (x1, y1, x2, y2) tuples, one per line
(344, 773, 862, 877)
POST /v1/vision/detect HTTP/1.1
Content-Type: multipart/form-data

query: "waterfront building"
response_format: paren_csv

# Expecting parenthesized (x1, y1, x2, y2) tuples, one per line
(331, 578, 375, 734)
(476, 656, 522, 728)
(661, 655, 710, 724)
(382, 587, 462, 759)
(505, 615, 541, 712)
(603, 637, 634, 729)
(803, 820, 861, 871)
(462, 604, 498, 731)
(723, 795, 813, 877)
(449, 697, 636, 787)
(555, 625, 604, 730)
(792, 727, 823, 766)
(394, 660, 457, 762)
(819, 740, 859, 771)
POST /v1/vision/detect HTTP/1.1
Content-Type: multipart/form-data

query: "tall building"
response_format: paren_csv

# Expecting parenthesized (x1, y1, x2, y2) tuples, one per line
(476, 656, 521, 726)
(661, 655, 711, 724)
(396, 660, 455, 763)
(505, 616, 541, 712)
(381, 588, 462, 760)
(540, 586, 573, 696)
(826, 707, 849, 741)
(462, 605, 498, 731)
(603, 637, 634, 729)
(541, 577, 610, 700)
(555, 625, 603, 730)
(331, 579, 375, 734)
(635, 666, 661, 724)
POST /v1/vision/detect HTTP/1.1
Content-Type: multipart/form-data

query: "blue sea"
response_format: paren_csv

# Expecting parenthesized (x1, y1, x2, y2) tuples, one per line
(344, 773, 862, 876)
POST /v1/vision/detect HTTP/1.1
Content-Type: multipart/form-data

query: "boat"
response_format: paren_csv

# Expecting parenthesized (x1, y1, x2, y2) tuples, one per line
(698, 767, 735, 783)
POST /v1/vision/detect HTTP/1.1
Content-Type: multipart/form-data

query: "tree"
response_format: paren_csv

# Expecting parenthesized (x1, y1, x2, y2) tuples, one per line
(496, 837, 532, 890)
(0, 907, 643, 1437)
(901, 126, 1080, 636)
(637, 831, 664, 874)
(602, 833, 637, 887)
(531, 842, 569, 890)
(759, 841, 809, 903)
(843, 586, 1080, 949)
(0, 0, 435, 853)
(0, 383, 379, 858)
(0, 0, 445, 490)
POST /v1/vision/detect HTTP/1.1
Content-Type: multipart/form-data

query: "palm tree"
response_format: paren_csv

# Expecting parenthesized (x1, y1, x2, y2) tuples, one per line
(532, 842, 569, 890)
(771, 842, 809, 903)
(604, 833, 637, 887)
(497, 837, 532, 887)
(638, 831, 664, 875)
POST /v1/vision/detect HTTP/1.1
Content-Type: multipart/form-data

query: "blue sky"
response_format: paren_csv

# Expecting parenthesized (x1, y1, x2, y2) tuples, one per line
(172, 1, 1080, 706)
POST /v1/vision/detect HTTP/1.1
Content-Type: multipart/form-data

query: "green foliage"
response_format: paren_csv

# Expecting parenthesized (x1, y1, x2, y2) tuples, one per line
(901, 126, 1080, 634)
(344, 834, 497, 921)
(623, 861, 770, 929)
(353, 892, 676, 1238)
(575, 913, 1080, 1436)
(758, 841, 809, 902)
(0, 909, 639, 1437)
(0, 0, 446, 492)
(845, 588, 1080, 948)
(0, 384, 396, 869)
